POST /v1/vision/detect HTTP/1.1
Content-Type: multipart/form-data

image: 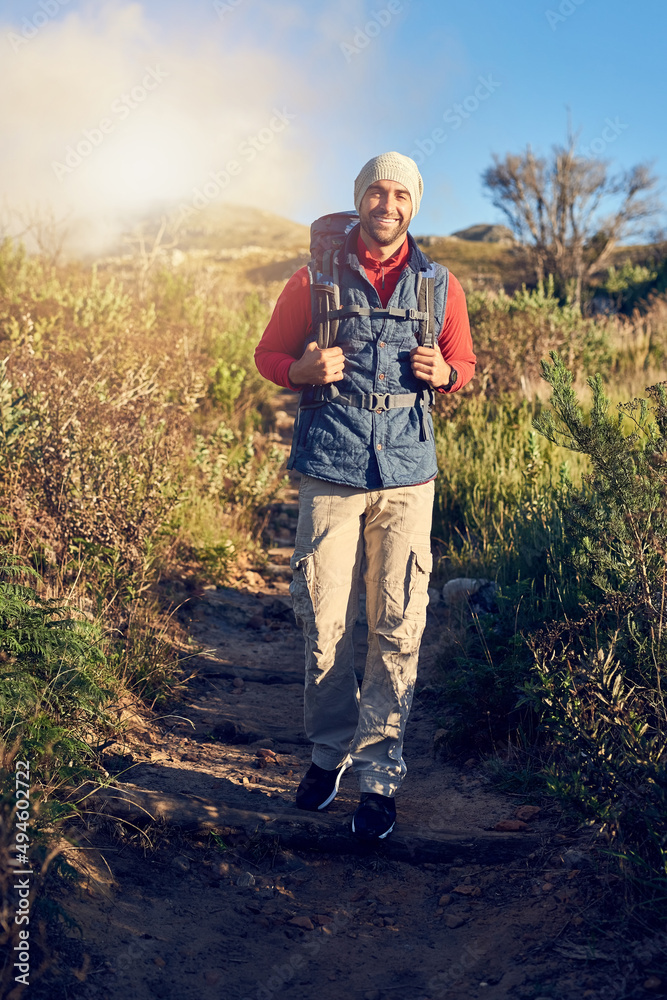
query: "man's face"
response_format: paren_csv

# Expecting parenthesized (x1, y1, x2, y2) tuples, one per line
(358, 179, 412, 247)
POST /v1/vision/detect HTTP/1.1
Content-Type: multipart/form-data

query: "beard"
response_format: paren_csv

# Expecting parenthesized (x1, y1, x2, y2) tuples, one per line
(361, 211, 410, 247)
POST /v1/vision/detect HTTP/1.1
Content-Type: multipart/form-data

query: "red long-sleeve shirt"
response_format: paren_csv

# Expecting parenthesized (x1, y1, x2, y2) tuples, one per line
(255, 231, 475, 392)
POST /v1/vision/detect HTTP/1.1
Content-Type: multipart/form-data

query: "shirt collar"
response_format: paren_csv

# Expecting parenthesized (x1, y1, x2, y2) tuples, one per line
(356, 231, 409, 272)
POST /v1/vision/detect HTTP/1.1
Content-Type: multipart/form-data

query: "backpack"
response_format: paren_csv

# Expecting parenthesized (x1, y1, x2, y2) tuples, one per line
(307, 210, 436, 350)
(285, 212, 440, 469)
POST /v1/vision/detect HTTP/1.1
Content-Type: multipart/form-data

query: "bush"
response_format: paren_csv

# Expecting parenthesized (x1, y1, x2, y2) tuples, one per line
(467, 277, 612, 396)
(0, 552, 112, 780)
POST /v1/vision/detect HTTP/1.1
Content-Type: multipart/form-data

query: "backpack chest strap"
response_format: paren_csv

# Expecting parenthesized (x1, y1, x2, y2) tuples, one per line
(321, 304, 429, 322)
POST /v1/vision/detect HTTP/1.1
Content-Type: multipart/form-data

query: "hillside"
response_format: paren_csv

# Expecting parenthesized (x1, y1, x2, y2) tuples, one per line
(108, 203, 666, 298)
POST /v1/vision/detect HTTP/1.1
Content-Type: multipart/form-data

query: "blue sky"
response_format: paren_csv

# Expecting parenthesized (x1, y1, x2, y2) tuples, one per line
(1, 0, 665, 247)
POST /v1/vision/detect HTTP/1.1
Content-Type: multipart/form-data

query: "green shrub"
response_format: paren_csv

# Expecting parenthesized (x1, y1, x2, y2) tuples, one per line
(0, 552, 112, 781)
(467, 277, 613, 396)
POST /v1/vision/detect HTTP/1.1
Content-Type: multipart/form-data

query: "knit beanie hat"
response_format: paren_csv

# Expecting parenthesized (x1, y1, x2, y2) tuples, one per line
(354, 152, 423, 220)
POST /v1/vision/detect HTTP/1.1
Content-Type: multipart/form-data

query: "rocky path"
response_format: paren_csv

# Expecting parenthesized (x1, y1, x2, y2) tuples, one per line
(49, 397, 657, 1000)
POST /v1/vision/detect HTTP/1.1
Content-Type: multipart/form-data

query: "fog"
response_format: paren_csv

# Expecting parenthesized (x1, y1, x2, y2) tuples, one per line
(0, 1, 327, 256)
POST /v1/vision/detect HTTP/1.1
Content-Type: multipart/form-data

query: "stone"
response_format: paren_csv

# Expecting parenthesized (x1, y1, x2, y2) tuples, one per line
(515, 804, 541, 821)
(494, 819, 528, 832)
(644, 978, 662, 992)
(172, 855, 190, 872)
(288, 916, 314, 930)
(438, 894, 452, 906)
(232, 677, 245, 688)
(444, 913, 466, 928)
(453, 884, 481, 896)
(236, 872, 256, 887)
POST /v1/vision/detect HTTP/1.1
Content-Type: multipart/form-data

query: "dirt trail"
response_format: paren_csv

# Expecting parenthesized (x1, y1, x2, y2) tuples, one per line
(50, 396, 651, 1000)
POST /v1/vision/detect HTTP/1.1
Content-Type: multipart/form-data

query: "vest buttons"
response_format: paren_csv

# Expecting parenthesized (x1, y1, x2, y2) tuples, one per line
(376, 408, 382, 414)
(377, 443, 382, 450)
(378, 373, 385, 380)
(379, 341, 386, 348)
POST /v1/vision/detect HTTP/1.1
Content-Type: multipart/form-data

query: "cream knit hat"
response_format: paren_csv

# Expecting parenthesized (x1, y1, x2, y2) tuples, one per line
(353, 152, 423, 219)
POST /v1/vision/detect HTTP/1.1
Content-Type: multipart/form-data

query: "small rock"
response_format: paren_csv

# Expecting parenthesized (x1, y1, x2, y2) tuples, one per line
(563, 848, 593, 869)
(288, 916, 314, 931)
(442, 577, 491, 604)
(438, 894, 452, 906)
(444, 913, 466, 928)
(463, 757, 476, 768)
(172, 855, 190, 872)
(644, 977, 662, 992)
(312, 914, 334, 926)
(232, 677, 245, 688)
(453, 885, 481, 896)
(494, 819, 528, 832)
(256, 747, 278, 762)
(515, 804, 541, 822)
(542, 883, 554, 892)
(154, 956, 166, 967)
(236, 872, 256, 887)
(246, 614, 265, 630)
(218, 862, 230, 875)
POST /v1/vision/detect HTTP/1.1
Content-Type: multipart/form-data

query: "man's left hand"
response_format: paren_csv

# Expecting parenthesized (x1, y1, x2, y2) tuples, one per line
(410, 345, 451, 388)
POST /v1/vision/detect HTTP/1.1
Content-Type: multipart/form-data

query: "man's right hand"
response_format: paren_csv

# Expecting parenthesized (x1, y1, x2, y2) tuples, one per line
(288, 342, 345, 387)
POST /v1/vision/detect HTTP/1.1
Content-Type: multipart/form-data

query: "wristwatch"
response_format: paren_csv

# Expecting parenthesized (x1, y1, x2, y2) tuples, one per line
(442, 366, 458, 391)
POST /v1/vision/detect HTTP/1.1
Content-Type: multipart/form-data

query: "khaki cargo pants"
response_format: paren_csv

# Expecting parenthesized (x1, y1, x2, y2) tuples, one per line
(289, 473, 434, 797)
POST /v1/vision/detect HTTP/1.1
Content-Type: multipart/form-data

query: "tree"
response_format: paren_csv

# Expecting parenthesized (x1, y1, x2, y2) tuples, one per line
(482, 130, 662, 308)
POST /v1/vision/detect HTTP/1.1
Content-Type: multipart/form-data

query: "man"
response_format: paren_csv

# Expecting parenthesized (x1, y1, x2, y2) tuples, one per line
(255, 152, 475, 839)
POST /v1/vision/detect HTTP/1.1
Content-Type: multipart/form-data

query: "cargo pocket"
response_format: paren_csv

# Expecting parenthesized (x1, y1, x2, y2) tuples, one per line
(403, 547, 433, 622)
(289, 551, 317, 628)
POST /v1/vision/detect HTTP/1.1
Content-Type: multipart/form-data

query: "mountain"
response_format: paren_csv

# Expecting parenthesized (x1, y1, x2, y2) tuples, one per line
(449, 224, 515, 244)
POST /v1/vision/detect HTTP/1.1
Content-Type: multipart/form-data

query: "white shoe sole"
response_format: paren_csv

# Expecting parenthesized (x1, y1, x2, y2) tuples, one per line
(351, 817, 396, 839)
(317, 755, 352, 810)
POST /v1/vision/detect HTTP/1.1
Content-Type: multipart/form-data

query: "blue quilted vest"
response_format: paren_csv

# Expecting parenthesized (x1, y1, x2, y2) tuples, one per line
(288, 225, 449, 489)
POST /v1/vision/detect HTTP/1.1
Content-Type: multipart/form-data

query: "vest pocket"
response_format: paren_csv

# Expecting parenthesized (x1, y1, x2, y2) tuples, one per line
(404, 546, 433, 621)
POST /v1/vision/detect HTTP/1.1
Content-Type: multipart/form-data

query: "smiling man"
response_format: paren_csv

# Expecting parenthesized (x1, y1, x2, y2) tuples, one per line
(255, 152, 475, 839)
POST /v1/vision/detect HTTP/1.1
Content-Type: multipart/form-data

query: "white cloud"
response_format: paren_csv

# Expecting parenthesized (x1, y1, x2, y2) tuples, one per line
(0, 1, 310, 254)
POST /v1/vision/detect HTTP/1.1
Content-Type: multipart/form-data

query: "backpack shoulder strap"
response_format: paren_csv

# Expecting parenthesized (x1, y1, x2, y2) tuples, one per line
(309, 250, 341, 349)
(416, 256, 448, 348)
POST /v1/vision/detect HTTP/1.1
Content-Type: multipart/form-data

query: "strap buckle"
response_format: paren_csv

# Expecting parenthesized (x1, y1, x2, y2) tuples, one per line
(369, 392, 391, 412)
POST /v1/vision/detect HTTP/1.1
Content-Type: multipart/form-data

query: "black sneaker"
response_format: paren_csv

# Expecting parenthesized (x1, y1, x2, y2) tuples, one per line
(351, 793, 396, 839)
(295, 756, 352, 811)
